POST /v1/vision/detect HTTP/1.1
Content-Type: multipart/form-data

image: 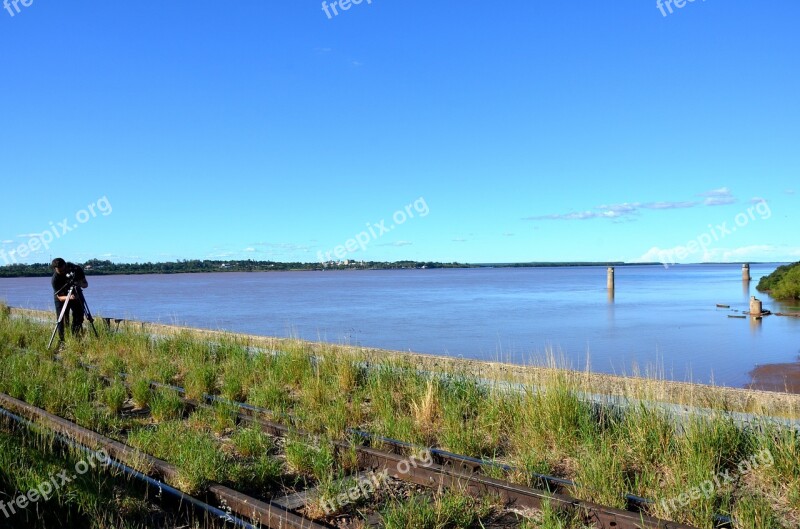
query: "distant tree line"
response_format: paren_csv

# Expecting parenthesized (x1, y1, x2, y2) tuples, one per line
(0, 259, 473, 277)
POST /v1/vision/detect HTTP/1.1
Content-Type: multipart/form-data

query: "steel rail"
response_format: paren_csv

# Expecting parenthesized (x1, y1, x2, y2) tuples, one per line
(227, 403, 700, 529)
(59, 356, 706, 529)
(0, 392, 330, 529)
(22, 350, 719, 528)
(0, 406, 259, 529)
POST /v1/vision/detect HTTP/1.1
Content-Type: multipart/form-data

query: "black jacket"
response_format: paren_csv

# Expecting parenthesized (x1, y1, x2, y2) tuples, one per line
(51, 263, 87, 297)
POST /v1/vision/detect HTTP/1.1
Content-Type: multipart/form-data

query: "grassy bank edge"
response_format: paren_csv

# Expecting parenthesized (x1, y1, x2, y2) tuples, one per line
(9, 306, 799, 420)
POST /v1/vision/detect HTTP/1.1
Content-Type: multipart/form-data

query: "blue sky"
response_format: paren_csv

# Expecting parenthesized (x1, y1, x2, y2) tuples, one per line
(1, 1, 797, 265)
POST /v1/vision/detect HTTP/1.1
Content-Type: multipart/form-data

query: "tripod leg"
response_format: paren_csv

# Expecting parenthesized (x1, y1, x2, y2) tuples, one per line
(76, 287, 99, 338)
(83, 301, 99, 338)
(48, 287, 74, 349)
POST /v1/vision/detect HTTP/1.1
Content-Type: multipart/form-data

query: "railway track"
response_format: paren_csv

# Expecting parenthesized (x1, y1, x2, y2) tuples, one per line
(3, 307, 768, 529)
(0, 392, 330, 529)
(0, 356, 702, 529)
(0, 403, 260, 529)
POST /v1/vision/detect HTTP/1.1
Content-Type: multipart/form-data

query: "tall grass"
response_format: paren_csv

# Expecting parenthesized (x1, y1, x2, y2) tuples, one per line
(0, 424, 196, 528)
(0, 314, 798, 527)
(380, 490, 495, 529)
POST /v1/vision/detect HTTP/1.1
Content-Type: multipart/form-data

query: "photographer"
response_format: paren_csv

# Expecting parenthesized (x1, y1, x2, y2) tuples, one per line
(51, 257, 88, 342)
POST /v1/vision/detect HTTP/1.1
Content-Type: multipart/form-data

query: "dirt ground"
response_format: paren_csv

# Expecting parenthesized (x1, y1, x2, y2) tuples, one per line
(748, 360, 800, 394)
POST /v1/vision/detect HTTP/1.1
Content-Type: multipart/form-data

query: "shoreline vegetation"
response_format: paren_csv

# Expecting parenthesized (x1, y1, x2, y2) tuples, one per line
(7, 307, 800, 414)
(1, 305, 799, 527)
(756, 261, 800, 300)
(0, 258, 747, 278)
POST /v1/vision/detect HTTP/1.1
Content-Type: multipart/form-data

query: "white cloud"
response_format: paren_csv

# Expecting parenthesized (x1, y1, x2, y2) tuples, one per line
(251, 242, 311, 253)
(631, 246, 689, 263)
(708, 245, 774, 261)
(527, 188, 740, 222)
(525, 210, 609, 221)
(596, 203, 641, 217)
(376, 240, 413, 247)
(634, 244, 800, 264)
(703, 196, 737, 206)
(642, 201, 699, 209)
(697, 187, 733, 198)
(697, 187, 737, 206)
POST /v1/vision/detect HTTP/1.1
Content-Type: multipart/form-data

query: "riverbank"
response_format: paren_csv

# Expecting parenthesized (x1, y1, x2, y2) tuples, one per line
(3, 305, 800, 527)
(9, 306, 800, 420)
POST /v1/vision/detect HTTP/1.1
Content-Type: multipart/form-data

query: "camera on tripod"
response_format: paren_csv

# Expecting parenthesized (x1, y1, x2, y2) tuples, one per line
(63, 270, 80, 289)
(48, 260, 98, 348)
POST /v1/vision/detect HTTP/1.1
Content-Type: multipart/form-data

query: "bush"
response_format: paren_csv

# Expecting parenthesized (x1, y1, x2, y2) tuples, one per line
(757, 262, 800, 300)
(770, 266, 800, 300)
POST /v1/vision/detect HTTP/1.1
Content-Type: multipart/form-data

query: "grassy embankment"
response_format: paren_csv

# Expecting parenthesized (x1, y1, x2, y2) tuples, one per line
(0, 304, 799, 528)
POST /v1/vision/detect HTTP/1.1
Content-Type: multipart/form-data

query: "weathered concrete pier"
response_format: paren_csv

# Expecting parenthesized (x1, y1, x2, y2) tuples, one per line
(750, 296, 763, 315)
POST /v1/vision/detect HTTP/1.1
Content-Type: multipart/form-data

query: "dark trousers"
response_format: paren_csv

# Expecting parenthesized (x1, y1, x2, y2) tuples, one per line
(54, 297, 84, 341)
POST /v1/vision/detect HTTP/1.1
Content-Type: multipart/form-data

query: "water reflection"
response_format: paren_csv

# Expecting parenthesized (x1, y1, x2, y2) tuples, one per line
(606, 289, 615, 326)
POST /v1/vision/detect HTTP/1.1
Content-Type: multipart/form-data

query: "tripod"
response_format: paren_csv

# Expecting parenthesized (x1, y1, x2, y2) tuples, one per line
(48, 282, 99, 349)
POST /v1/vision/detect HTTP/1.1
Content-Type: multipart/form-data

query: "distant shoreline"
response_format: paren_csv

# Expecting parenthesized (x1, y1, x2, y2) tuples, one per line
(0, 259, 777, 279)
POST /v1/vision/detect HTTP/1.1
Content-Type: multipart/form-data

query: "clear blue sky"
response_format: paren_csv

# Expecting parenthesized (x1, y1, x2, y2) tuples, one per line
(1, 1, 797, 265)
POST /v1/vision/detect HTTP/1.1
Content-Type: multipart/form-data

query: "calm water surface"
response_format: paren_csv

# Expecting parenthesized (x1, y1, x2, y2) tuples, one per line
(2, 264, 798, 388)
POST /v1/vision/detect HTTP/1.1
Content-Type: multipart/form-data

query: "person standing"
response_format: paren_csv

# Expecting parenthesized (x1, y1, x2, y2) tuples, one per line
(51, 257, 88, 342)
